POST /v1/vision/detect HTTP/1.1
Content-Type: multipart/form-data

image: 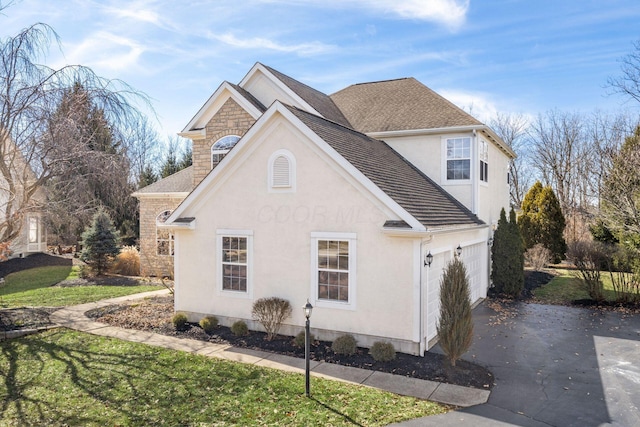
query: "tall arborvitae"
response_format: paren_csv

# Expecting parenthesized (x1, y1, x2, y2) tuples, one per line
(491, 208, 525, 298)
(437, 257, 473, 367)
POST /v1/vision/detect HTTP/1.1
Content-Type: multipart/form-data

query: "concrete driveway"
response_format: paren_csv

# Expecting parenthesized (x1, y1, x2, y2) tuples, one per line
(392, 301, 640, 427)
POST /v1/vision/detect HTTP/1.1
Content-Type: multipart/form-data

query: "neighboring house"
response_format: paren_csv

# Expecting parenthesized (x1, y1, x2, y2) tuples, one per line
(136, 63, 515, 355)
(0, 135, 46, 259)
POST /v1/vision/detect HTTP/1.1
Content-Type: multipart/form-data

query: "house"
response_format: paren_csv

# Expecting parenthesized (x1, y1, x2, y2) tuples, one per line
(136, 63, 514, 355)
(0, 135, 46, 259)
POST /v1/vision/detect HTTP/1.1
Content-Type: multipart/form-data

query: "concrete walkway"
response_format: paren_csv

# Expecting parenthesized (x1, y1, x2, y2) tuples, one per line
(48, 289, 489, 408)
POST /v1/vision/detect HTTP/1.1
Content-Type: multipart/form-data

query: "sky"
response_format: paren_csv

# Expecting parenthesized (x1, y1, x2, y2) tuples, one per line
(2, 0, 640, 146)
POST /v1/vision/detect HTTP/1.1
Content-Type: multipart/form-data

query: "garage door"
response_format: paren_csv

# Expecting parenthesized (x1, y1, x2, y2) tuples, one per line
(461, 242, 486, 304)
(425, 251, 449, 345)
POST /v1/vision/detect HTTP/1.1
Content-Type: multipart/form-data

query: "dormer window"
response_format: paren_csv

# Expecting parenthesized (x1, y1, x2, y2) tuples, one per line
(211, 135, 240, 169)
(268, 149, 296, 192)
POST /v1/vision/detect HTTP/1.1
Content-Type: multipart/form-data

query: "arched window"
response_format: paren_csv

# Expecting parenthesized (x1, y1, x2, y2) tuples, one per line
(211, 135, 240, 169)
(268, 149, 296, 192)
(156, 210, 174, 256)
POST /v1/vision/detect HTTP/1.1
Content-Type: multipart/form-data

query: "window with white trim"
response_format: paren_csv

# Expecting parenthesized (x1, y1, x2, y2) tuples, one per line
(211, 135, 240, 169)
(479, 139, 489, 183)
(156, 210, 174, 256)
(217, 230, 253, 295)
(268, 149, 296, 192)
(312, 232, 356, 309)
(446, 137, 471, 180)
(28, 216, 39, 244)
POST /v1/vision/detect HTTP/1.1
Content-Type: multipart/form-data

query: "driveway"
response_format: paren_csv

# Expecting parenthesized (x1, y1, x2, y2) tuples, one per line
(392, 301, 640, 427)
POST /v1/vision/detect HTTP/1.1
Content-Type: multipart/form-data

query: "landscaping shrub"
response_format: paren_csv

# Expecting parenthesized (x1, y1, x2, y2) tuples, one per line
(294, 330, 315, 348)
(491, 207, 525, 297)
(110, 245, 140, 276)
(437, 257, 473, 367)
(525, 243, 551, 271)
(251, 297, 292, 341)
(331, 334, 357, 355)
(370, 341, 396, 362)
(80, 208, 121, 275)
(199, 316, 219, 334)
(231, 320, 248, 337)
(172, 312, 189, 331)
(567, 240, 605, 302)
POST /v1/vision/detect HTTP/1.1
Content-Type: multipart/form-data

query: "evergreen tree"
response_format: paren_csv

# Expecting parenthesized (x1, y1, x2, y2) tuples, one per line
(160, 144, 180, 178)
(491, 208, 524, 297)
(519, 181, 567, 263)
(138, 164, 158, 188)
(437, 257, 473, 367)
(179, 145, 193, 170)
(80, 208, 121, 275)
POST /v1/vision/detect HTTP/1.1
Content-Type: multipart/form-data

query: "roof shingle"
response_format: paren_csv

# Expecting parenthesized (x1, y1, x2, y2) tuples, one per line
(134, 166, 194, 195)
(330, 78, 482, 133)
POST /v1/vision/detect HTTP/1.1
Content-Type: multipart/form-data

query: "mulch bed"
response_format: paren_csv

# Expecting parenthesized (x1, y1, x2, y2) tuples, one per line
(0, 253, 72, 277)
(86, 295, 495, 390)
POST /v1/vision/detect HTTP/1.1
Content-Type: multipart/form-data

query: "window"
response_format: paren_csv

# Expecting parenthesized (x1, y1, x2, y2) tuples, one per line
(156, 210, 174, 256)
(479, 139, 489, 183)
(446, 137, 471, 180)
(28, 216, 39, 244)
(217, 230, 253, 296)
(268, 149, 296, 192)
(311, 232, 356, 309)
(211, 135, 240, 169)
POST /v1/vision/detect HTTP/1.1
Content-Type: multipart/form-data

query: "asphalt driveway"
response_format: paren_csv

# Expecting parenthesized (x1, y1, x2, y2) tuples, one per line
(392, 301, 640, 427)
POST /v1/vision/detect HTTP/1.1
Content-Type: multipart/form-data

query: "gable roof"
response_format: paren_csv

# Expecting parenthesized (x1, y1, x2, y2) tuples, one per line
(330, 77, 483, 133)
(259, 64, 352, 128)
(284, 105, 483, 229)
(132, 166, 194, 197)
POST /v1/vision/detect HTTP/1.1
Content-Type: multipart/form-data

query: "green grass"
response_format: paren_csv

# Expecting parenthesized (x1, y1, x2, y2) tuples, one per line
(0, 266, 163, 308)
(532, 269, 634, 304)
(0, 330, 448, 426)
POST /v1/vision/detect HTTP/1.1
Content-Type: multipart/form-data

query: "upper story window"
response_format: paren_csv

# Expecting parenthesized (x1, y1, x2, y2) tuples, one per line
(480, 139, 489, 183)
(211, 135, 240, 169)
(156, 210, 174, 257)
(446, 137, 471, 180)
(268, 149, 296, 192)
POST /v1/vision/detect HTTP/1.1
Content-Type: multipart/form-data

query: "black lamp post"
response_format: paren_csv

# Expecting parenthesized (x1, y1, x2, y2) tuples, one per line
(424, 251, 433, 267)
(303, 299, 313, 397)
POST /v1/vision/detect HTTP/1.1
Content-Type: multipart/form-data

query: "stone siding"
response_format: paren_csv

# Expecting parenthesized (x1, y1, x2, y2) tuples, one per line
(192, 97, 256, 187)
(138, 196, 185, 277)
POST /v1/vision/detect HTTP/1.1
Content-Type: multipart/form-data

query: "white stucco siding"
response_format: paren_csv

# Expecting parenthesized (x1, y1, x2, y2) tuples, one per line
(477, 137, 511, 225)
(384, 134, 442, 183)
(174, 115, 418, 344)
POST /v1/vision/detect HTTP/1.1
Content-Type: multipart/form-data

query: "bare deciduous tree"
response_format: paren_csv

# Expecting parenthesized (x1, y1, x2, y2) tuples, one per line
(608, 39, 640, 104)
(489, 112, 531, 207)
(0, 23, 150, 246)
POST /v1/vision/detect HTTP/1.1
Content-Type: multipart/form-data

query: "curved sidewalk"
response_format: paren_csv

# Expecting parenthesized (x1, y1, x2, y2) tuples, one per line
(50, 289, 489, 408)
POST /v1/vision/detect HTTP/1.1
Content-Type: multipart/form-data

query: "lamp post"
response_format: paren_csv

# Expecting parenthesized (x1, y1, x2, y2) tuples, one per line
(456, 244, 462, 257)
(303, 299, 313, 397)
(424, 251, 433, 267)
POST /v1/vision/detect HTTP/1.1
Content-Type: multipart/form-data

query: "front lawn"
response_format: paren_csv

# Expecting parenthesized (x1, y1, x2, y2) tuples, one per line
(0, 330, 448, 426)
(0, 266, 163, 308)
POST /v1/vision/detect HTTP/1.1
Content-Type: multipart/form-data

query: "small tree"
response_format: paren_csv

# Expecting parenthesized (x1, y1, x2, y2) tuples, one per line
(251, 297, 292, 341)
(491, 208, 525, 297)
(437, 257, 474, 367)
(80, 208, 120, 275)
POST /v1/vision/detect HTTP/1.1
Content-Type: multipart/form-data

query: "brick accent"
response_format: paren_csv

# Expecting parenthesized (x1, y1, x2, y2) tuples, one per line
(192, 97, 256, 187)
(138, 196, 185, 277)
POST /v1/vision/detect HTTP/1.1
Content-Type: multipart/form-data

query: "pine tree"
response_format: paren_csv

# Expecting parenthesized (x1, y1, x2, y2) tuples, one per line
(519, 181, 566, 263)
(491, 208, 525, 297)
(80, 209, 121, 275)
(437, 257, 473, 367)
(138, 164, 158, 188)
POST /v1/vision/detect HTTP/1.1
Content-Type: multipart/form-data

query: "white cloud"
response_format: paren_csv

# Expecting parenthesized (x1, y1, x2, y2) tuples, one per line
(439, 89, 498, 122)
(210, 33, 336, 56)
(360, 0, 470, 29)
(60, 31, 145, 73)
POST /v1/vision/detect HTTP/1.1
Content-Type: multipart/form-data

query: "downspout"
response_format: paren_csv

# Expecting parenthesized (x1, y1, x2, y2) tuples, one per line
(472, 129, 479, 215)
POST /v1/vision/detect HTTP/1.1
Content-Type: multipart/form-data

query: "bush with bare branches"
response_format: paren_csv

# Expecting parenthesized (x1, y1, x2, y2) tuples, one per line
(525, 244, 552, 271)
(251, 297, 292, 341)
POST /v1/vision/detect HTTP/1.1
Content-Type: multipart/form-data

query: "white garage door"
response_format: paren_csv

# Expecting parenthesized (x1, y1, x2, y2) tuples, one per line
(461, 242, 486, 304)
(424, 251, 449, 345)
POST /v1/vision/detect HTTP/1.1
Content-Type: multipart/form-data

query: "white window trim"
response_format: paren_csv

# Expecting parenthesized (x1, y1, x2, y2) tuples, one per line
(156, 210, 174, 257)
(216, 229, 254, 299)
(441, 136, 472, 185)
(479, 138, 489, 186)
(267, 149, 296, 193)
(211, 135, 240, 169)
(310, 231, 356, 311)
(27, 214, 42, 251)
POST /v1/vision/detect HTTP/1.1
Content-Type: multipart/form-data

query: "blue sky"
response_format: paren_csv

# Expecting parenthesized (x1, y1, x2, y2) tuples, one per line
(2, 0, 639, 141)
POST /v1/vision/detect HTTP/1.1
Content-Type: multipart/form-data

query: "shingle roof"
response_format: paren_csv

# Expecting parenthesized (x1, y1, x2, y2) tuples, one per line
(262, 64, 352, 128)
(285, 105, 483, 228)
(134, 166, 194, 195)
(330, 78, 483, 133)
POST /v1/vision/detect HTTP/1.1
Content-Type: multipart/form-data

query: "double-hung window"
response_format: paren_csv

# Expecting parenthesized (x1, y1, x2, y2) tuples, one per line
(311, 232, 356, 309)
(217, 230, 253, 296)
(446, 137, 471, 180)
(479, 139, 489, 183)
(156, 210, 174, 256)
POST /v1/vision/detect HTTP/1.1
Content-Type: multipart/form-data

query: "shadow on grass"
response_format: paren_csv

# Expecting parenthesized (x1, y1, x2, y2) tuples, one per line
(310, 396, 365, 427)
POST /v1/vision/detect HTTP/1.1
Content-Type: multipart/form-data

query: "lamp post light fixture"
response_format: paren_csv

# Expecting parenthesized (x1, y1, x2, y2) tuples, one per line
(303, 299, 313, 397)
(456, 245, 462, 257)
(424, 251, 433, 267)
